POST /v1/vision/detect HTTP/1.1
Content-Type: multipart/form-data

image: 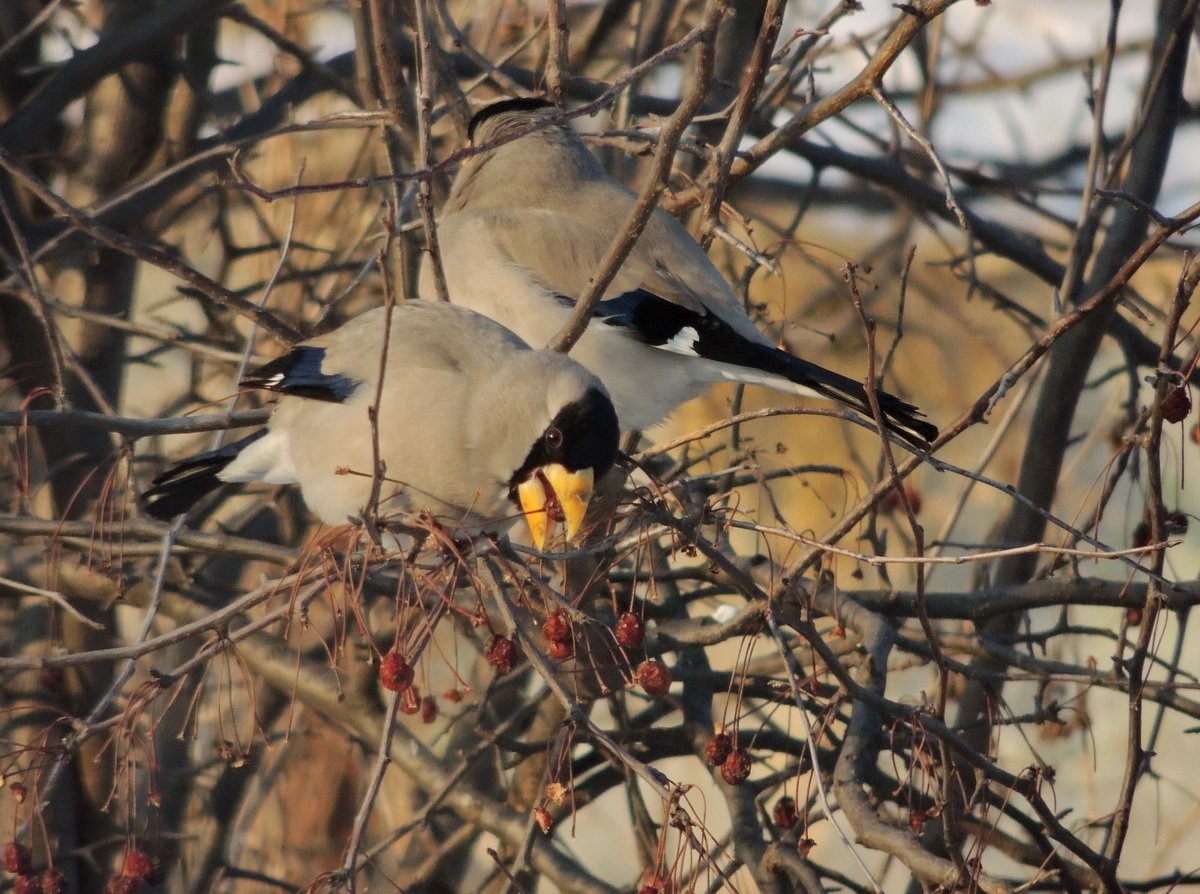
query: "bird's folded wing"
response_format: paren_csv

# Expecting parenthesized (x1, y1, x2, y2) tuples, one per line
(472, 205, 764, 342)
(240, 346, 359, 402)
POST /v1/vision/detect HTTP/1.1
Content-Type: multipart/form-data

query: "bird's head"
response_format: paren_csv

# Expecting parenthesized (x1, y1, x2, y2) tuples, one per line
(507, 380, 619, 551)
(467, 96, 557, 146)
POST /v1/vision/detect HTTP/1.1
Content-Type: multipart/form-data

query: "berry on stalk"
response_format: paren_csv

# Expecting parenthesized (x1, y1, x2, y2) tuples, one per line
(379, 651, 415, 692)
(721, 748, 752, 785)
(634, 659, 671, 696)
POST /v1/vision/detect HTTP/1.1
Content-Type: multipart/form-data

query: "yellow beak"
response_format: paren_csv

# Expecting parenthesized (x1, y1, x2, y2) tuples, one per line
(516, 464, 595, 551)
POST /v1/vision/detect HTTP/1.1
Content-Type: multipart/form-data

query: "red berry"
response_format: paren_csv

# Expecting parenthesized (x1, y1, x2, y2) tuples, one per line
(636, 874, 673, 894)
(400, 686, 421, 714)
(120, 850, 154, 880)
(798, 837, 816, 857)
(879, 484, 922, 515)
(533, 807, 553, 833)
(378, 651, 415, 692)
(484, 635, 518, 674)
(906, 487, 922, 515)
(634, 659, 671, 697)
(1126, 607, 1143, 626)
(38, 668, 64, 694)
(14, 876, 40, 894)
(543, 611, 570, 644)
(704, 733, 733, 766)
(773, 796, 798, 829)
(547, 639, 574, 661)
(4, 842, 31, 875)
(721, 747, 751, 785)
(615, 612, 645, 648)
(442, 688, 463, 703)
(419, 696, 438, 724)
(908, 808, 927, 833)
(41, 869, 67, 894)
(1163, 386, 1191, 423)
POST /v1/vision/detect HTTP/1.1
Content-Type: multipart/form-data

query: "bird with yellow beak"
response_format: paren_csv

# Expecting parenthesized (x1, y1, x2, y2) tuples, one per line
(142, 302, 620, 549)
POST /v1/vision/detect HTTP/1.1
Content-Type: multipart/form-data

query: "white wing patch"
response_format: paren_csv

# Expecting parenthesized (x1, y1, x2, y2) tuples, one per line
(660, 326, 700, 357)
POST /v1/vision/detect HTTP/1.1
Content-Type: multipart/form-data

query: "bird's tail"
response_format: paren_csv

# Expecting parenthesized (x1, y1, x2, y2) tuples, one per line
(141, 431, 267, 520)
(725, 343, 938, 450)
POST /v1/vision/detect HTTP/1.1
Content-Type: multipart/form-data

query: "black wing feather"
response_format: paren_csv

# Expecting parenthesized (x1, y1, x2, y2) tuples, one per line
(240, 346, 358, 403)
(594, 289, 938, 449)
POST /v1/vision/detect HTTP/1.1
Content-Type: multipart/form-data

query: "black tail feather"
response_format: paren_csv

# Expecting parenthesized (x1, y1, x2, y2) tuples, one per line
(748, 342, 938, 449)
(141, 431, 265, 520)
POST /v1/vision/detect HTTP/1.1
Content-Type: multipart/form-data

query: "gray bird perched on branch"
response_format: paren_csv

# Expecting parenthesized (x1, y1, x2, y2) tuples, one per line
(142, 301, 620, 549)
(421, 97, 937, 450)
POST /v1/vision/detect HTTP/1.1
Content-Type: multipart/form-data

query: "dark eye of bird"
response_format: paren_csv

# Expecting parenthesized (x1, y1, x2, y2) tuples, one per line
(545, 426, 563, 450)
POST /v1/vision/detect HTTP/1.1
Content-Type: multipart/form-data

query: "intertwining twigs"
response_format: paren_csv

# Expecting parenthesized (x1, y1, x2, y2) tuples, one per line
(1, 3, 1199, 893)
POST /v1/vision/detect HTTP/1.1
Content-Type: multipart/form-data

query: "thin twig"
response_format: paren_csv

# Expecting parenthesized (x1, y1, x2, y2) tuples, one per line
(0, 143, 300, 342)
(549, 0, 729, 353)
(0, 409, 271, 437)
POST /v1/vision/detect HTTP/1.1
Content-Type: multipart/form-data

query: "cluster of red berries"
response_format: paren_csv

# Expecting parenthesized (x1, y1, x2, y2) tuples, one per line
(614, 610, 671, 698)
(104, 848, 161, 892)
(543, 611, 573, 660)
(703, 732, 752, 785)
(4, 842, 66, 894)
(4, 843, 161, 893)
